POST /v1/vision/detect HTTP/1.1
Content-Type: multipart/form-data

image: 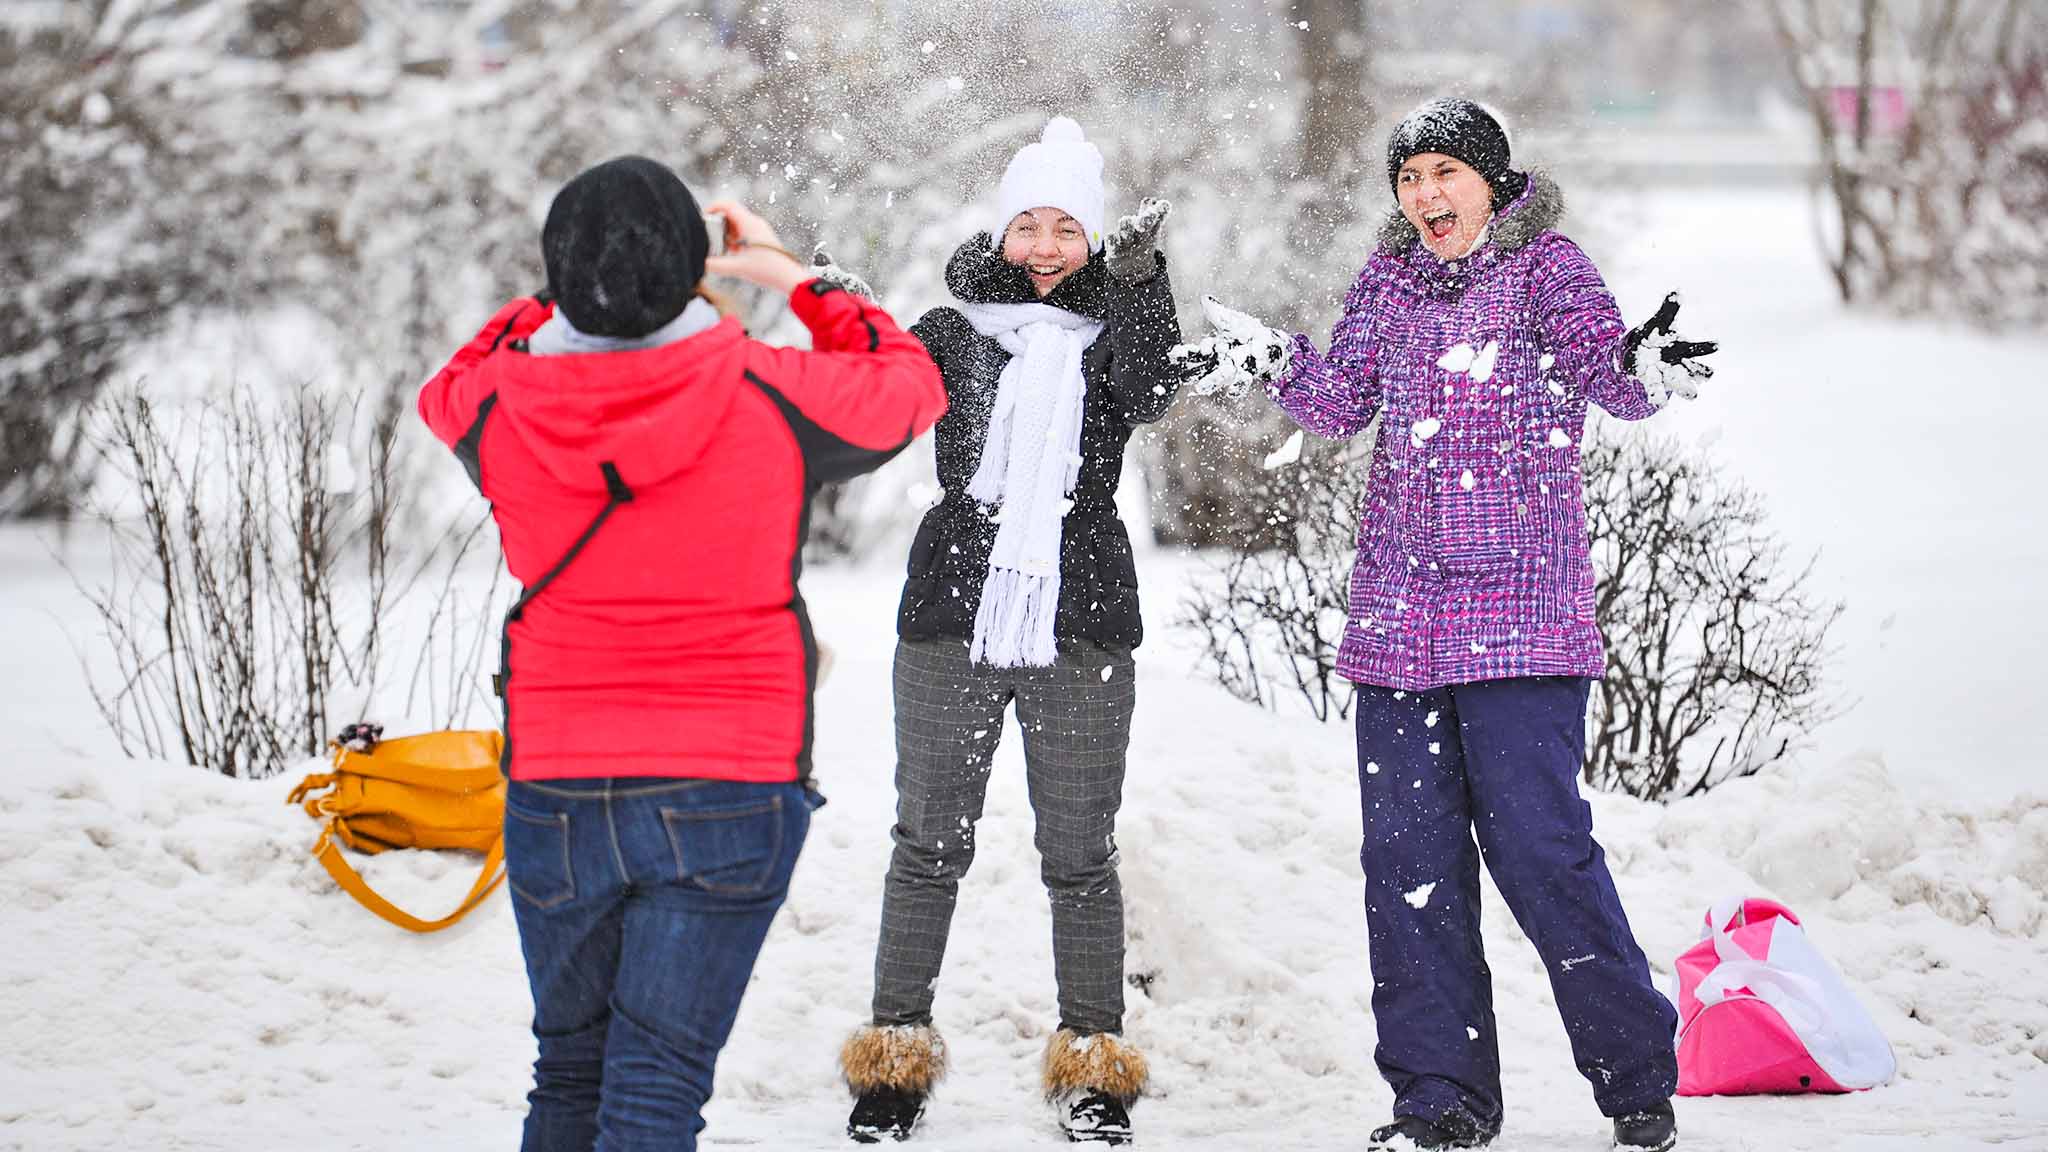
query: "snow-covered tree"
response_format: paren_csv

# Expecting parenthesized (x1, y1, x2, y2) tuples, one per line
(1768, 0, 2048, 325)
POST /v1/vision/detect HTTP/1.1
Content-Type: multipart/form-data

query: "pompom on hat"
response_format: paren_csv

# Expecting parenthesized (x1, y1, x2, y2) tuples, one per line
(991, 116, 1106, 252)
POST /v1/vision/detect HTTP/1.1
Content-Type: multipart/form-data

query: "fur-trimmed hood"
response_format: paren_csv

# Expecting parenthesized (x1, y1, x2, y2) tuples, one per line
(1375, 169, 1565, 258)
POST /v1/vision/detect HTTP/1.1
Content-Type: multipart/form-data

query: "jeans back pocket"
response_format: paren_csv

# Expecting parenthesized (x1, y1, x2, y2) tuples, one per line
(661, 796, 785, 896)
(504, 801, 576, 910)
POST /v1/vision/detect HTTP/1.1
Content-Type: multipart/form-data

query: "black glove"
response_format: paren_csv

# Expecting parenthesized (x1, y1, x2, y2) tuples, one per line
(1104, 197, 1172, 284)
(1622, 292, 1718, 405)
(1169, 296, 1292, 398)
(810, 248, 876, 299)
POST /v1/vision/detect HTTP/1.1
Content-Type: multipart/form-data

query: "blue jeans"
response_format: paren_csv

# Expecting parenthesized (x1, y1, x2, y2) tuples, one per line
(504, 776, 813, 1152)
(1355, 678, 1678, 1128)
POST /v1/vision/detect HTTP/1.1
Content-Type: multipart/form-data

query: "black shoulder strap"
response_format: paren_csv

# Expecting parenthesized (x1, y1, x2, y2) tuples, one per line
(453, 393, 499, 494)
(493, 463, 634, 700)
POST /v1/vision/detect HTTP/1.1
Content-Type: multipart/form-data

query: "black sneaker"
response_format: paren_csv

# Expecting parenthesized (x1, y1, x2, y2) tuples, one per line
(1367, 1110, 1495, 1150)
(1612, 1100, 1677, 1152)
(1055, 1089, 1133, 1144)
(847, 1086, 925, 1143)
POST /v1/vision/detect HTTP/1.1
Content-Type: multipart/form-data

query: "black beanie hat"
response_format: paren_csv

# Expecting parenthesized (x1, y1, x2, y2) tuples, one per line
(1385, 98, 1527, 205)
(542, 155, 708, 339)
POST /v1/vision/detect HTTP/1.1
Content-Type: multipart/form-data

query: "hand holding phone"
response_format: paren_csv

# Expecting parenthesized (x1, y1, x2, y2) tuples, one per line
(702, 200, 807, 295)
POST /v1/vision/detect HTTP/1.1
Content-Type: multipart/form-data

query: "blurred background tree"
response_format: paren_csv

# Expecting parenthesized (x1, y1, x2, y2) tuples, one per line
(10, 0, 2038, 562)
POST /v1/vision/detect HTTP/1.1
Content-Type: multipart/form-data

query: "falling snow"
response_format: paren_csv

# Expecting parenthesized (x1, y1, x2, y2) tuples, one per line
(1262, 429, 1305, 470)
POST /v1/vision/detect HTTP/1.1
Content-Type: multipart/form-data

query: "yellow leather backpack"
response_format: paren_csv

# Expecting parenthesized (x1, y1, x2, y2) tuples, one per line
(288, 725, 506, 932)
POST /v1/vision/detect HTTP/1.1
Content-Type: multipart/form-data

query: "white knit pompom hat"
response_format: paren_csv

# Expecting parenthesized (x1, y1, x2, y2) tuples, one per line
(990, 116, 1106, 253)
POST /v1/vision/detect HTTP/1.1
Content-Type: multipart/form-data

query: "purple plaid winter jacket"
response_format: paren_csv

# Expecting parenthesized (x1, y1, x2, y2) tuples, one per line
(1271, 173, 1661, 691)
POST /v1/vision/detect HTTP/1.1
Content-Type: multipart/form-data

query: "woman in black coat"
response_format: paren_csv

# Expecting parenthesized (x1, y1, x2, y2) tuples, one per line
(838, 116, 1181, 1146)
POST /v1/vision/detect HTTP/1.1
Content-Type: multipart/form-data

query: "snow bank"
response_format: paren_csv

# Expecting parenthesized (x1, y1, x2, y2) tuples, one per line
(1654, 756, 2047, 940)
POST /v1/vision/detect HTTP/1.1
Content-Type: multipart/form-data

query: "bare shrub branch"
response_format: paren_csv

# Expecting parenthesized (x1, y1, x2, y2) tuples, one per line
(72, 384, 502, 777)
(1178, 425, 1374, 724)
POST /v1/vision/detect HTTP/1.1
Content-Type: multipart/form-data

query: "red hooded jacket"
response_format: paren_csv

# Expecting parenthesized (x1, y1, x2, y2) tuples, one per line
(418, 280, 946, 783)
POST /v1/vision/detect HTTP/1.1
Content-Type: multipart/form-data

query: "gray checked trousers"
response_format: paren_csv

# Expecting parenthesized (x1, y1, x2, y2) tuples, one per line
(871, 637, 1137, 1035)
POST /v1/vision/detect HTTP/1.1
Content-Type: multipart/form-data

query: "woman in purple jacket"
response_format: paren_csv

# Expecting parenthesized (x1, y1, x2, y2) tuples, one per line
(1176, 100, 1716, 1152)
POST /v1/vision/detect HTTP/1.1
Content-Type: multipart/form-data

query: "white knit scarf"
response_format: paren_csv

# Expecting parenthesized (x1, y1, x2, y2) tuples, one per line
(956, 301, 1104, 667)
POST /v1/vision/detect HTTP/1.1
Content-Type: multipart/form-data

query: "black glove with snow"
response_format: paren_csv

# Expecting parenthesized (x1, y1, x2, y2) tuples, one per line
(810, 248, 876, 300)
(1104, 197, 1172, 284)
(1622, 292, 1718, 406)
(1169, 296, 1293, 399)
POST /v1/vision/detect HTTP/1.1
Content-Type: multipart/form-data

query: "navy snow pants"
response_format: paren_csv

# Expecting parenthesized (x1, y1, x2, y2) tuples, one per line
(1355, 677, 1678, 1130)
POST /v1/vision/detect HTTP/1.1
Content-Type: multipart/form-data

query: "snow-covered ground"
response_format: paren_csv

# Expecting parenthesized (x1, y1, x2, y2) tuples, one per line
(3, 186, 2046, 1149)
(3, 561, 2045, 1150)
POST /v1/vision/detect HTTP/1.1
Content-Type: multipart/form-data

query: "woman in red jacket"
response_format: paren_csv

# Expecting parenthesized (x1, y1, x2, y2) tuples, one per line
(418, 155, 945, 1152)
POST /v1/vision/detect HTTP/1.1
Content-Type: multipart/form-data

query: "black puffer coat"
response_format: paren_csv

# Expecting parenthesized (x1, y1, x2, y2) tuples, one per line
(897, 237, 1181, 652)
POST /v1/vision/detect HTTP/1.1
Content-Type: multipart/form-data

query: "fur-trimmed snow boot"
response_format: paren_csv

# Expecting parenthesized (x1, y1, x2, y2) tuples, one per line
(1043, 1029, 1148, 1145)
(841, 1024, 947, 1144)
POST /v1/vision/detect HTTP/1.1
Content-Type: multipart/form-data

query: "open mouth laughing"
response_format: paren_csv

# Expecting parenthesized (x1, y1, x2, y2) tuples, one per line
(1423, 208, 1458, 241)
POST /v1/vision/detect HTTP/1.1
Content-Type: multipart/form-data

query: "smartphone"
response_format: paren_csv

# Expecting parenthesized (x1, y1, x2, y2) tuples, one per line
(704, 211, 727, 257)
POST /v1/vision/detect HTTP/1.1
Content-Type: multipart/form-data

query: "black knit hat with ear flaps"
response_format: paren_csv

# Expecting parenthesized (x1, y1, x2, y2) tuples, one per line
(1386, 98, 1529, 206)
(542, 155, 709, 339)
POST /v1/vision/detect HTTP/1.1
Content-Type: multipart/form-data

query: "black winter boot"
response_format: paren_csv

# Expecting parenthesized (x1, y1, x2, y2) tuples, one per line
(1055, 1089, 1134, 1144)
(1043, 1030, 1147, 1144)
(1611, 1099, 1677, 1151)
(1367, 1109, 1496, 1150)
(847, 1085, 925, 1144)
(840, 1024, 945, 1144)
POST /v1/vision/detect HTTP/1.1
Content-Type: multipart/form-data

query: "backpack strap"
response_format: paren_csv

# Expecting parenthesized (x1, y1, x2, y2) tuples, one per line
(494, 462, 634, 699)
(310, 825, 506, 934)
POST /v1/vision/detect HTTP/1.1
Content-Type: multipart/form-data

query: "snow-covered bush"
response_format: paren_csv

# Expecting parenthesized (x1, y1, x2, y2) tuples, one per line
(0, 12, 253, 518)
(1180, 431, 1843, 802)
(1582, 433, 1843, 800)
(1768, 0, 2048, 326)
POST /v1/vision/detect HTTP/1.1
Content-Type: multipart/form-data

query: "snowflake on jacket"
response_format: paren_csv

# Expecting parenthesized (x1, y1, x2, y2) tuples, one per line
(1271, 172, 1663, 691)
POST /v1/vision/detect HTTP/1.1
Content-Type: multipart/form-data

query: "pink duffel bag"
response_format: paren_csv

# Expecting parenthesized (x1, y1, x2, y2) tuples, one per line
(1673, 897, 1897, 1095)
